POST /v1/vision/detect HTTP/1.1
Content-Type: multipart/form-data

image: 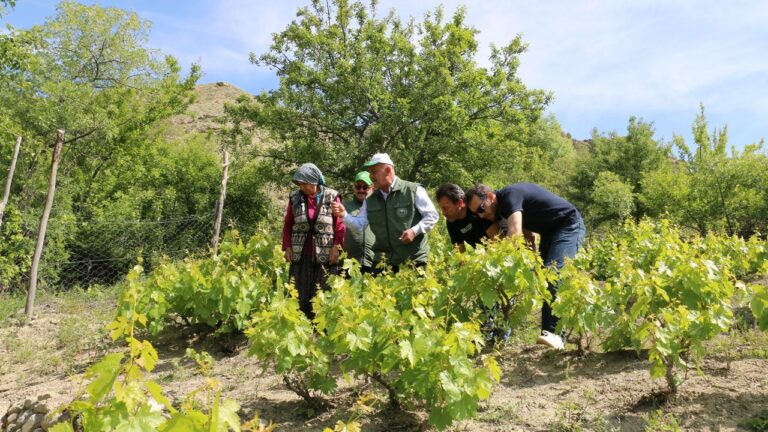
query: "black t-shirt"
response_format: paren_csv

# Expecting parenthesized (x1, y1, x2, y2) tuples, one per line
(496, 183, 578, 235)
(446, 211, 494, 246)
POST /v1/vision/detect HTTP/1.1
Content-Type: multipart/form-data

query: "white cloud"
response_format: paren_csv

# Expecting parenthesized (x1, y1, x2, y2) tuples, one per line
(11, 0, 753, 144)
(416, 0, 768, 143)
(138, 0, 767, 144)
(210, 1, 303, 52)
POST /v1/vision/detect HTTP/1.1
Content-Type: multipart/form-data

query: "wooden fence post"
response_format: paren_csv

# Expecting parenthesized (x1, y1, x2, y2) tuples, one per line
(211, 150, 230, 252)
(25, 130, 64, 317)
(0, 135, 22, 229)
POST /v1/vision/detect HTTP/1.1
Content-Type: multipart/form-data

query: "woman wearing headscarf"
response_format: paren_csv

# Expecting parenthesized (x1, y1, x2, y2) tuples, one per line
(281, 163, 346, 319)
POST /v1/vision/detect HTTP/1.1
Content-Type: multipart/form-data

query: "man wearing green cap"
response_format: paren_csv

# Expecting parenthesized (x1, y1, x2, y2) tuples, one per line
(332, 153, 439, 272)
(342, 172, 377, 272)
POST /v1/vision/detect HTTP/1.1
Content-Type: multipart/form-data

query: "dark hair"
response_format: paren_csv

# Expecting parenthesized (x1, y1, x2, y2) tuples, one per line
(465, 184, 494, 204)
(435, 183, 465, 203)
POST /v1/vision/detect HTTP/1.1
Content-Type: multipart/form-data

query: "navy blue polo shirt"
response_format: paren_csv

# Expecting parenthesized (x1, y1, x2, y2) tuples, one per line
(496, 183, 578, 235)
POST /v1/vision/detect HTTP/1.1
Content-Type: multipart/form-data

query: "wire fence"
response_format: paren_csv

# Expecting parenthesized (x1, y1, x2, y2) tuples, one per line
(11, 213, 231, 291)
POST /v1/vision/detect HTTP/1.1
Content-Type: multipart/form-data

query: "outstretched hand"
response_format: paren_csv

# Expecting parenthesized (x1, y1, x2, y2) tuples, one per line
(331, 201, 347, 218)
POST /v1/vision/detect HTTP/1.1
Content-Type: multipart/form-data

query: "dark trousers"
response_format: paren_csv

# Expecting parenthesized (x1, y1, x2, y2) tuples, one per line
(539, 216, 586, 333)
(289, 254, 338, 320)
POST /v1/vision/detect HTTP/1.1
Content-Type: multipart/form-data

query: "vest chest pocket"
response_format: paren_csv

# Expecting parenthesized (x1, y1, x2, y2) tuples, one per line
(394, 204, 412, 220)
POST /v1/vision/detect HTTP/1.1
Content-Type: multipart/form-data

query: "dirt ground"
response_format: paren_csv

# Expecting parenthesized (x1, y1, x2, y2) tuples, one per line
(1, 292, 767, 432)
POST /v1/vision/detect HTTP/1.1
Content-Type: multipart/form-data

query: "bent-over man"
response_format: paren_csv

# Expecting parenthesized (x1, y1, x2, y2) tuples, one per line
(435, 183, 500, 251)
(466, 183, 586, 350)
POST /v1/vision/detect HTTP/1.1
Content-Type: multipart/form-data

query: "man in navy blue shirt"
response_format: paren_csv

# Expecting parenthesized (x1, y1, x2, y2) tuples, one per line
(466, 183, 586, 350)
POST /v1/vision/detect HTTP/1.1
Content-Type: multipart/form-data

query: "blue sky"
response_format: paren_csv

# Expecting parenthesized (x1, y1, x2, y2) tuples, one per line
(4, 1, 768, 149)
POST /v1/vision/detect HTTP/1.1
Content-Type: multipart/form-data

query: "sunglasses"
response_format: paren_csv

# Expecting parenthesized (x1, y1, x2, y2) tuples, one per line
(354, 184, 371, 190)
(475, 196, 487, 215)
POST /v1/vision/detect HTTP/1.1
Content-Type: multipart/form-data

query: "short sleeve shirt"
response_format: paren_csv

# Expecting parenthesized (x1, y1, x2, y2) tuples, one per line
(446, 211, 494, 247)
(496, 183, 578, 235)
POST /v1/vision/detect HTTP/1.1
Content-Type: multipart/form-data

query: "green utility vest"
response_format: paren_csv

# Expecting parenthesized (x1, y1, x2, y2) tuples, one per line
(366, 179, 429, 266)
(343, 198, 376, 267)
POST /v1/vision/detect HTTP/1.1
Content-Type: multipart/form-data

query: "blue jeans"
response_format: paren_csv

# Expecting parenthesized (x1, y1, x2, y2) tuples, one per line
(539, 215, 586, 333)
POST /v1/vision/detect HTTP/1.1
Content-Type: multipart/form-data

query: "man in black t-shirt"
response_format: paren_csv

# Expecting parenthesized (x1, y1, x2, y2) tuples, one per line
(435, 183, 500, 251)
(466, 183, 586, 351)
(437, 183, 505, 344)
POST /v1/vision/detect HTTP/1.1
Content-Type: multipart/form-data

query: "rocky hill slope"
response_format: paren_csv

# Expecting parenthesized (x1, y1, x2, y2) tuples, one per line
(162, 82, 251, 141)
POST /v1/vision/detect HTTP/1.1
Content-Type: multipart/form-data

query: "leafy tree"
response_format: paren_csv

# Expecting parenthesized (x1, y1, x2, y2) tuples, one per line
(60, 135, 223, 285)
(637, 160, 691, 229)
(641, 105, 768, 236)
(0, 204, 32, 290)
(641, 106, 768, 236)
(586, 171, 635, 227)
(224, 159, 273, 236)
(226, 0, 550, 187)
(674, 106, 733, 234)
(567, 117, 669, 218)
(483, 114, 576, 194)
(0, 2, 204, 288)
(724, 147, 768, 236)
(17, 2, 198, 206)
(524, 115, 576, 170)
(0, 3, 39, 142)
(0, 0, 15, 21)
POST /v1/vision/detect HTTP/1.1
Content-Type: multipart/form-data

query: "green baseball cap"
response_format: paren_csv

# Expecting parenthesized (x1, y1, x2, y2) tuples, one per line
(354, 171, 372, 185)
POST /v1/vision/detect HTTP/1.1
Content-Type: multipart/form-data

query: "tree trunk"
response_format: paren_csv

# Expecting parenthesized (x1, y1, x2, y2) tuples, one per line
(662, 355, 678, 394)
(26, 130, 64, 317)
(211, 151, 230, 252)
(0, 135, 22, 229)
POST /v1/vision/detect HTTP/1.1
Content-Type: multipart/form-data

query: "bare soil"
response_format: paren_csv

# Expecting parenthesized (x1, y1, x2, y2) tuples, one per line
(1, 293, 767, 432)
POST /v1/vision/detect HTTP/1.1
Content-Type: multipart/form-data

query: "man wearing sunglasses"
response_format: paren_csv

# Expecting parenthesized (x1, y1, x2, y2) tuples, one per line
(342, 171, 377, 273)
(465, 183, 586, 350)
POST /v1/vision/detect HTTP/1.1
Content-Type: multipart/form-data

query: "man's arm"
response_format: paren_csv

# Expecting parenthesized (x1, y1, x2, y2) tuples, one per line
(335, 201, 369, 233)
(485, 222, 501, 239)
(410, 186, 439, 236)
(522, 229, 536, 251)
(505, 211, 535, 249)
(505, 211, 523, 237)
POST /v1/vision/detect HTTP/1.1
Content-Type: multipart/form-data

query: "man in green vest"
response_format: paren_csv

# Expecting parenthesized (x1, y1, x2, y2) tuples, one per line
(342, 171, 377, 273)
(332, 153, 439, 273)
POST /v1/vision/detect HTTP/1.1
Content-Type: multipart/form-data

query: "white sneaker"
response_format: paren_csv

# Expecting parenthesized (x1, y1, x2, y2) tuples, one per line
(536, 330, 565, 350)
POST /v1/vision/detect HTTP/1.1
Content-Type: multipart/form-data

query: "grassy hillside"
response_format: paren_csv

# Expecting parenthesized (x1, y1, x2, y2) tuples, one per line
(161, 82, 251, 143)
